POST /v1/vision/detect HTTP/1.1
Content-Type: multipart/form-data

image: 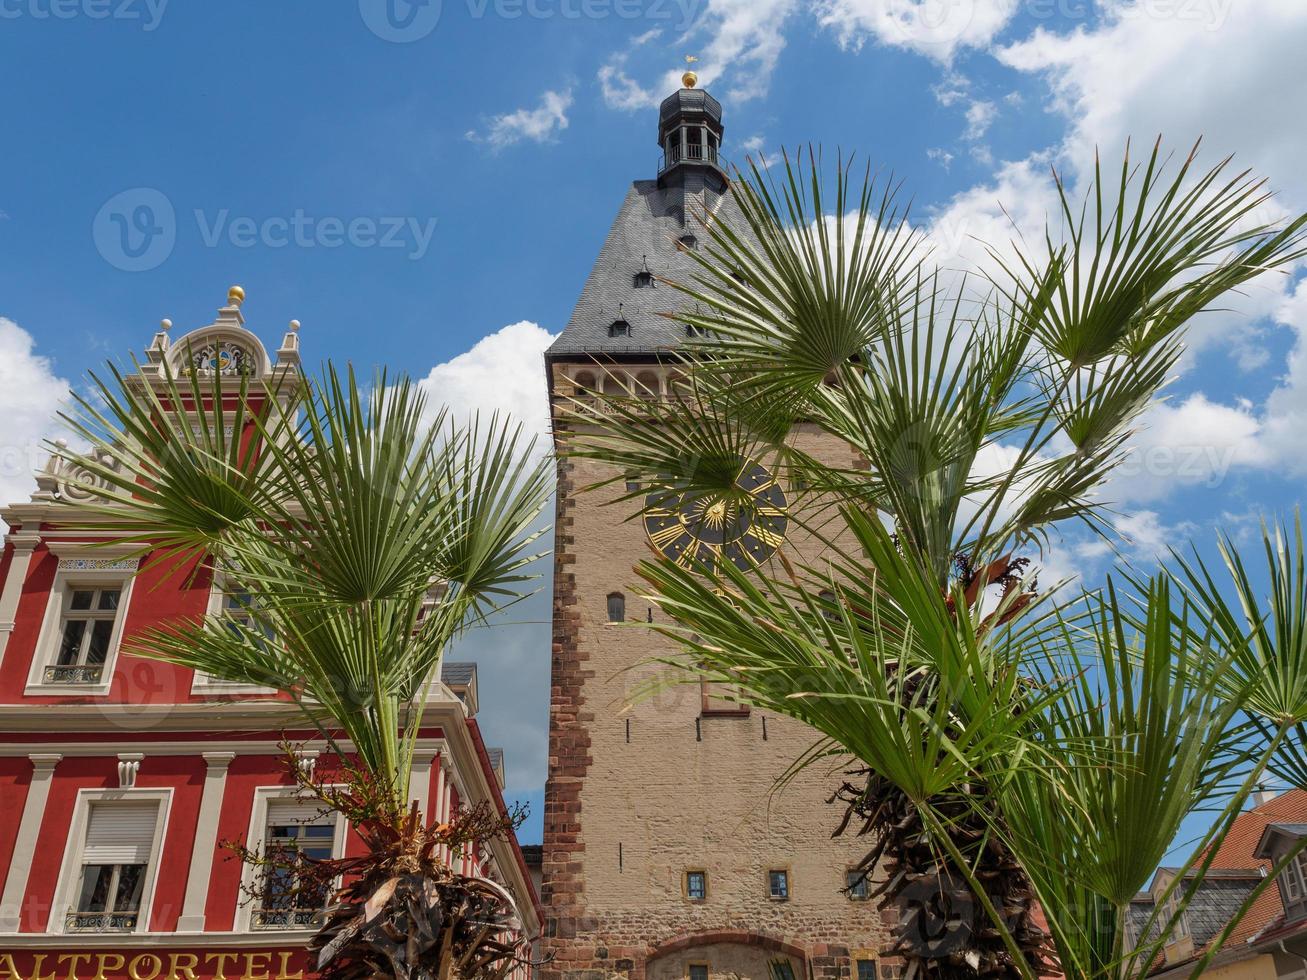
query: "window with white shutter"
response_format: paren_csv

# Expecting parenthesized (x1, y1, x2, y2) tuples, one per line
(69, 801, 158, 933)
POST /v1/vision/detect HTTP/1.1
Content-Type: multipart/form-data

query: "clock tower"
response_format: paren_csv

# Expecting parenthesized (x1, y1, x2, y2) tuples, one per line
(542, 76, 890, 980)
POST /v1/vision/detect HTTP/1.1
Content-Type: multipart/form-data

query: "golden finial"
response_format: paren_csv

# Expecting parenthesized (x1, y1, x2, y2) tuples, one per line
(682, 54, 698, 89)
(227, 285, 246, 307)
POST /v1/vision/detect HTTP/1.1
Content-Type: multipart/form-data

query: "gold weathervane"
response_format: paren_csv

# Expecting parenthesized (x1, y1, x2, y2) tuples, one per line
(682, 54, 698, 89)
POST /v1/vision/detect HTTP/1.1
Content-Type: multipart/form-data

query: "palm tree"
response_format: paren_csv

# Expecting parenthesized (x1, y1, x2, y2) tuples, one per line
(56, 361, 552, 980)
(564, 144, 1307, 980)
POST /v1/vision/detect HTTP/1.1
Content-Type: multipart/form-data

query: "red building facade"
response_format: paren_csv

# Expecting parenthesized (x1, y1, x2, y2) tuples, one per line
(0, 291, 539, 979)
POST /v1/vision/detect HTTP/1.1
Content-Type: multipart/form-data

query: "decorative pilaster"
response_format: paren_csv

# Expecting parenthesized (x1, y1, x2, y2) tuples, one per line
(0, 753, 62, 932)
(410, 750, 438, 823)
(0, 531, 41, 659)
(176, 752, 235, 932)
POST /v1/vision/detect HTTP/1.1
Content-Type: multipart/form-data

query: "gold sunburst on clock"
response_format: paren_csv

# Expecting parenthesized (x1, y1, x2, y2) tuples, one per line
(643, 461, 789, 570)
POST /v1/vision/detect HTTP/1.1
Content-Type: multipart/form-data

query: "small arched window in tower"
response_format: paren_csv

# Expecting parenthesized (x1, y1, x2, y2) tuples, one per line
(606, 592, 626, 623)
(609, 304, 632, 338)
(633, 256, 655, 289)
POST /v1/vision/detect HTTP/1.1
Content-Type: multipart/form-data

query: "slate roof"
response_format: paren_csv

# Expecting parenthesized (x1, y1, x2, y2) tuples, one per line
(440, 661, 476, 687)
(546, 172, 743, 360)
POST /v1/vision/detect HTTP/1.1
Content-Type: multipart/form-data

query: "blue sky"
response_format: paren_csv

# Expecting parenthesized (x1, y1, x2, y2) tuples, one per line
(3, 0, 1306, 844)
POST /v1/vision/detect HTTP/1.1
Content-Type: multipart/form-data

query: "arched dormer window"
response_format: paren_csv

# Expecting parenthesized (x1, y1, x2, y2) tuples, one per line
(685, 323, 706, 338)
(606, 592, 626, 622)
(633, 257, 655, 289)
(677, 234, 698, 251)
(609, 319, 631, 338)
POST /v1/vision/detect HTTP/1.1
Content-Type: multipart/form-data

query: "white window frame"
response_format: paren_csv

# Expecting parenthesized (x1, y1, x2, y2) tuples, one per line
(235, 787, 347, 933)
(190, 570, 274, 694)
(1283, 853, 1307, 904)
(26, 552, 139, 695)
(49, 788, 171, 935)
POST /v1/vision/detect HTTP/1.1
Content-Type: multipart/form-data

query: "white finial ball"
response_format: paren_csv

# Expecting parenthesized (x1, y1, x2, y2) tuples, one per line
(289, 319, 301, 332)
(54, 438, 68, 449)
(161, 318, 172, 331)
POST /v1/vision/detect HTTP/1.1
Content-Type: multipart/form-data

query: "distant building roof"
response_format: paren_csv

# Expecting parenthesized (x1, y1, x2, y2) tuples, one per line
(441, 661, 477, 686)
(520, 843, 542, 869)
(1143, 788, 1307, 976)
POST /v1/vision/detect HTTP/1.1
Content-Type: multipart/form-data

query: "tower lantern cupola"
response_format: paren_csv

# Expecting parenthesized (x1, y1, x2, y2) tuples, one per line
(657, 69, 726, 191)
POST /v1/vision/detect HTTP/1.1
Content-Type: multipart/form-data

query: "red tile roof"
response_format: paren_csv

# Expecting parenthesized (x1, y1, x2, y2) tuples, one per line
(1201, 789, 1307, 949)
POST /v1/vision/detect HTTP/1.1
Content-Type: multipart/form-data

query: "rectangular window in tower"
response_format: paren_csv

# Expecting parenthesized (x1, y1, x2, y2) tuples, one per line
(768, 869, 790, 900)
(700, 673, 750, 718)
(607, 592, 626, 622)
(68, 800, 158, 932)
(48, 585, 122, 685)
(857, 960, 878, 980)
(688, 966, 708, 980)
(685, 870, 707, 902)
(254, 798, 338, 929)
(846, 868, 870, 900)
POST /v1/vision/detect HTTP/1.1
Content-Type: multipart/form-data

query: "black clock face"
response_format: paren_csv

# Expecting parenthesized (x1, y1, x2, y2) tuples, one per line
(643, 461, 789, 571)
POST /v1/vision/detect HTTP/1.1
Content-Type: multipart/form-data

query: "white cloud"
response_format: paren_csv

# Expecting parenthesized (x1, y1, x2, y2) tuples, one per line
(599, 61, 658, 111)
(997, 1, 1307, 204)
(416, 320, 557, 452)
(963, 99, 996, 141)
(418, 321, 559, 803)
(982, 1, 1307, 484)
(816, 0, 1021, 61)
(1108, 393, 1269, 504)
(0, 318, 71, 524)
(1076, 509, 1195, 566)
(598, 28, 664, 111)
(600, 0, 799, 111)
(467, 90, 573, 150)
(926, 147, 954, 170)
